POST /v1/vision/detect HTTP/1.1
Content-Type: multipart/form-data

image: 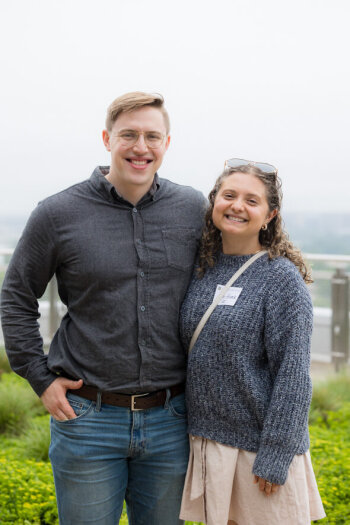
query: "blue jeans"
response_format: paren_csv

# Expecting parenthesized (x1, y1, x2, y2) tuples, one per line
(49, 390, 189, 525)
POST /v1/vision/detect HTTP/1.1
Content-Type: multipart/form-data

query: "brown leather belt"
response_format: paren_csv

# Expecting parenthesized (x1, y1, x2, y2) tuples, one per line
(68, 383, 185, 411)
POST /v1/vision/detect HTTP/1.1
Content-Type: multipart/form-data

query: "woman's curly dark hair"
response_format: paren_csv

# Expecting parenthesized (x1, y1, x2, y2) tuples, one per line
(197, 165, 312, 283)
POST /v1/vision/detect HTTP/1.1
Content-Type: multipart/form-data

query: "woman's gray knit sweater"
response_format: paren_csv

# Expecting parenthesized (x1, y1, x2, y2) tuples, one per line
(180, 252, 313, 485)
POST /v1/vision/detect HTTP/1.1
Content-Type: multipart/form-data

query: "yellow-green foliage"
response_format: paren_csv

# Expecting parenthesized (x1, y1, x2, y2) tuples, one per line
(0, 347, 12, 374)
(0, 455, 58, 524)
(310, 373, 350, 425)
(0, 371, 349, 524)
(0, 451, 129, 524)
(309, 403, 350, 525)
(18, 415, 51, 462)
(0, 374, 44, 435)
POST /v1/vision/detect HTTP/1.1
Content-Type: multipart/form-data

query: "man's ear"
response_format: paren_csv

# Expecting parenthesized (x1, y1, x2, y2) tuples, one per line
(102, 129, 111, 151)
(164, 134, 171, 151)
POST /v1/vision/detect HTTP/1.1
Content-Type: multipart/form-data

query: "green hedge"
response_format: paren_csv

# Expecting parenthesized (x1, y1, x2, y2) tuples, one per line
(0, 454, 58, 524)
(0, 374, 45, 436)
(309, 404, 350, 524)
(4, 412, 349, 524)
(0, 450, 130, 525)
(0, 369, 349, 524)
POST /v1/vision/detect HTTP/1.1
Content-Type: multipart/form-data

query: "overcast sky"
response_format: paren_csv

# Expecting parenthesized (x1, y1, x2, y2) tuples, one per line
(1, 0, 349, 218)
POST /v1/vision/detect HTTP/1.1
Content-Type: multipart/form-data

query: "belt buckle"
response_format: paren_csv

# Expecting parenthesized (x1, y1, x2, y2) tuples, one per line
(131, 392, 150, 411)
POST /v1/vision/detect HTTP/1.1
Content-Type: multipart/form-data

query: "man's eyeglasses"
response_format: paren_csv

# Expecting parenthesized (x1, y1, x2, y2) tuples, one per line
(116, 130, 166, 149)
(225, 158, 278, 175)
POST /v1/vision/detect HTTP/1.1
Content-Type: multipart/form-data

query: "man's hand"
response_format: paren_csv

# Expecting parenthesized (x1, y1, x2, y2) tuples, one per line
(253, 475, 280, 496)
(40, 377, 83, 421)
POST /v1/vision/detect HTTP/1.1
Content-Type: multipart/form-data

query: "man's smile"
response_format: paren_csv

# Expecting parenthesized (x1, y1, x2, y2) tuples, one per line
(126, 157, 153, 168)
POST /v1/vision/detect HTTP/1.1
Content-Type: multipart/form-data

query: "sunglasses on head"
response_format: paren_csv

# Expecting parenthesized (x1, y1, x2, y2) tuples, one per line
(224, 158, 278, 175)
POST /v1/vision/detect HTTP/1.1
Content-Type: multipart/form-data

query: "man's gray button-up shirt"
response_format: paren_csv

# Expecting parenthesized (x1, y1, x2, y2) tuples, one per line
(0, 167, 207, 397)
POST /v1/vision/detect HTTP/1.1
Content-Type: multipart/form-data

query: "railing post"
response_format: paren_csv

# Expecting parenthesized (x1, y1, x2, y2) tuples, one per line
(48, 277, 59, 342)
(331, 268, 349, 372)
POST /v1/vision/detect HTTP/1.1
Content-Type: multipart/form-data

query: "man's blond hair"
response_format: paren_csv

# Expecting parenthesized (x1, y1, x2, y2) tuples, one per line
(105, 92, 170, 133)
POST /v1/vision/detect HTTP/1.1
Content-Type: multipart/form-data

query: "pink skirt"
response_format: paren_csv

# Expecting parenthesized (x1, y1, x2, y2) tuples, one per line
(180, 436, 325, 525)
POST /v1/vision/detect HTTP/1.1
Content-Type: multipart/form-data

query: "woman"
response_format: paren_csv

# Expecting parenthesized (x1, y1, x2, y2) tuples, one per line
(179, 159, 325, 525)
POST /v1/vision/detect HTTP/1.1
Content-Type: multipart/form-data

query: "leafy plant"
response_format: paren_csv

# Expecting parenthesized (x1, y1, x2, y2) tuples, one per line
(18, 415, 51, 462)
(309, 403, 350, 524)
(0, 374, 45, 435)
(310, 373, 350, 425)
(0, 371, 349, 524)
(0, 455, 58, 524)
(0, 346, 12, 375)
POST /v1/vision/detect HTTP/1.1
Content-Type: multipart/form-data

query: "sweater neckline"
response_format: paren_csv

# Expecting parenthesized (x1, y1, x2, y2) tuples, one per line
(217, 251, 267, 266)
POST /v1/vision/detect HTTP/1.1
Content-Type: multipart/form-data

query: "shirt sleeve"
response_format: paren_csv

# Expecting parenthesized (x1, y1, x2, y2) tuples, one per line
(252, 262, 313, 485)
(0, 202, 60, 396)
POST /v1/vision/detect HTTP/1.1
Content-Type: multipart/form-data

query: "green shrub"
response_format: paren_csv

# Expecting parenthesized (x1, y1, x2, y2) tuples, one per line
(0, 446, 131, 525)
(309, 403, 350, 524)
(0, 371, 349, 524)
(0, 456, 58, 524)
(0, 373, 46, 435)
(312, 373, 350, 406)
(309, 386, 341, 425)
(310, 373, 350, 425)
(0, 375, 44, 435)
(0, 346, 12, 374)
(18, 415, 51, 462)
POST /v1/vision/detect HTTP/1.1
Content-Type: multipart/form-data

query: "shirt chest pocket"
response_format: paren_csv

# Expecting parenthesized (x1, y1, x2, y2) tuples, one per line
(162, 228, 198, 271)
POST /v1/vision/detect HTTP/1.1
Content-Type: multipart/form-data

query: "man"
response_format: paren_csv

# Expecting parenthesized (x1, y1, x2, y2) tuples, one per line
(1, 92, 207, 525)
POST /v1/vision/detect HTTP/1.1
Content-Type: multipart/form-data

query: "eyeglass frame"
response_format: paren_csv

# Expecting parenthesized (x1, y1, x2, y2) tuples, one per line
(115, 129, 167, 149)
(224, 158, 278, 175)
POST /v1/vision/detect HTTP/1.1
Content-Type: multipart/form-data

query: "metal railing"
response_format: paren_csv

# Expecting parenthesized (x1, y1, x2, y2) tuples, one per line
(305, 254, 350, 370)
(0, 248, 61, 346)
(1, 249, 349, 370)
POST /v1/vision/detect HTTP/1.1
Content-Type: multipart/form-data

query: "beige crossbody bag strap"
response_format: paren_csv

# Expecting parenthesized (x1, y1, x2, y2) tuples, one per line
(188, 250, 266, 353)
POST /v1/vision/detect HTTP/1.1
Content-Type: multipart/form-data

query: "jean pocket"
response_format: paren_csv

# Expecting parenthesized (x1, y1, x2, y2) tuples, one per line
(162, 228, 197, 271)
(54, 393, 94, 424)
(168, 393, 187, 419)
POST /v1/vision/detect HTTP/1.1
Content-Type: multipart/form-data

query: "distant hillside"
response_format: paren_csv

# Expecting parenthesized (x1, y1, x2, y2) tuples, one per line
(1, 212, 349, 255)
(284, 213, 350, 255)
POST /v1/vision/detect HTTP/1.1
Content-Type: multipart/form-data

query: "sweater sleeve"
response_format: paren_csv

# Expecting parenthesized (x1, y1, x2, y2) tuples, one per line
(252, 261, 313, 485)
(0, 202, 60, 396)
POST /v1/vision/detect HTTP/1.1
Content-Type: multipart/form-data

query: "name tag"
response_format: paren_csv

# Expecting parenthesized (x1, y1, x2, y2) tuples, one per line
(214, 285, 242, 306)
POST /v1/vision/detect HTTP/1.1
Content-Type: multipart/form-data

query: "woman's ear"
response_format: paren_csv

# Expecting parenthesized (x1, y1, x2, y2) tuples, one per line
(266, 209, 278, 224)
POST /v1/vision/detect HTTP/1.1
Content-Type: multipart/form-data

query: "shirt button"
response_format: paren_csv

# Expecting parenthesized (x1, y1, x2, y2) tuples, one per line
(136, 239, 141, 244)
(133, 208, 138, 213)
(140, 305, 146, 312)
(140, 271, 145, 277)
(141, 339, 146, 345)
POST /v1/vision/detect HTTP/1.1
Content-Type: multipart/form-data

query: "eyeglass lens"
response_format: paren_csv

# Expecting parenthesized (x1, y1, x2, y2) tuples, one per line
(118, 131, 164, 148)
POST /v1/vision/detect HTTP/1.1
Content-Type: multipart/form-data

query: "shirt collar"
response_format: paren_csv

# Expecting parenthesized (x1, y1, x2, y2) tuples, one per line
(90, 167, 160, 205)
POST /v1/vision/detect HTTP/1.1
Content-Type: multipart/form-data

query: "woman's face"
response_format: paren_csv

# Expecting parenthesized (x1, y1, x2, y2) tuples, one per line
(212, 172, 276, 252)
